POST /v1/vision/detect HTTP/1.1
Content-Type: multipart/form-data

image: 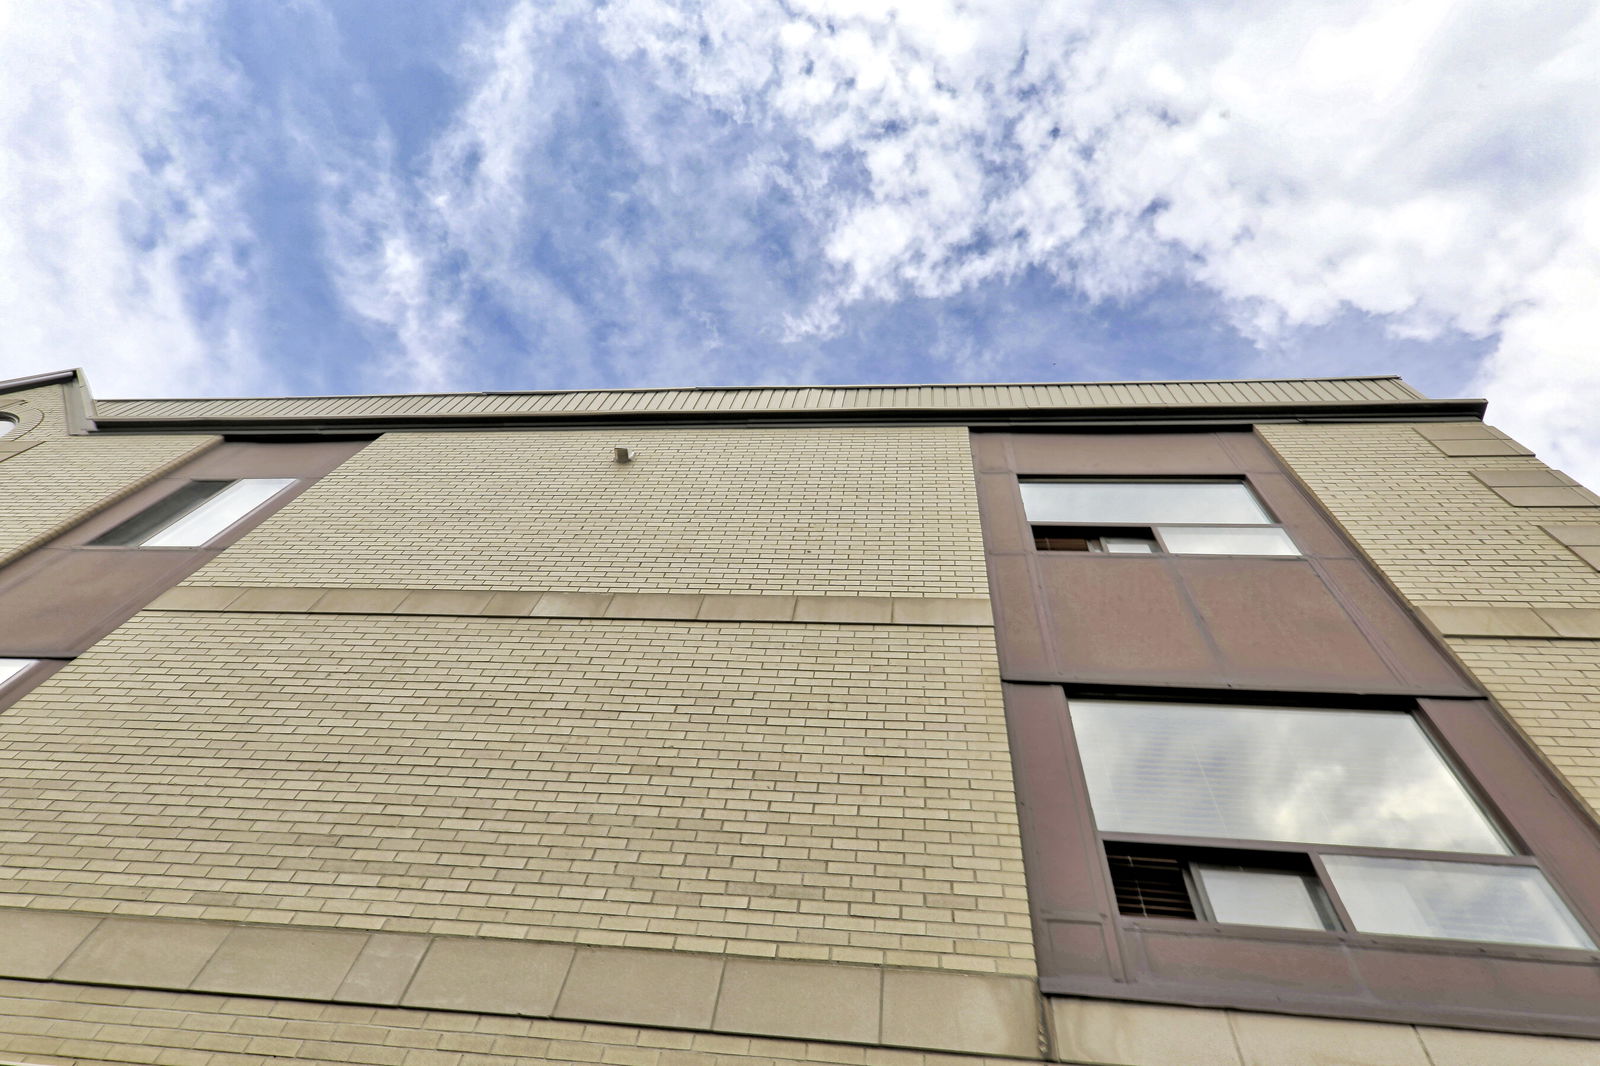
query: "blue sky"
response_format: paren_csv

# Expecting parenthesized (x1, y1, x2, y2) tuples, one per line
(2, 1, 1596, 481)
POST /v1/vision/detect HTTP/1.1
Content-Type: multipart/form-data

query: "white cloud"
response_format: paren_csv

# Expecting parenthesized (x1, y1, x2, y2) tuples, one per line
(0, 0, 270, 397)
(596, 0, 1600, 483)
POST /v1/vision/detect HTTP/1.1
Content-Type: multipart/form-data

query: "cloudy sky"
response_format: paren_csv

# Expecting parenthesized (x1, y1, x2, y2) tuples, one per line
(2, 1, 1597, 480)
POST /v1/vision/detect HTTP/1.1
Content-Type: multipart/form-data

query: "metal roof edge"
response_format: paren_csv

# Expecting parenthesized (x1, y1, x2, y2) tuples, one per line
(95, 374, 1419, 405)
(0, 368, 83, 395)
(87, 397, 1490, 436)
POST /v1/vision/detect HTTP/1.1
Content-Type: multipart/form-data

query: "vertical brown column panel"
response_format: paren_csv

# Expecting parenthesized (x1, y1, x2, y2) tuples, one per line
(973, 428, 1600, 1036)
(1001, 682, 1122, 982)
(1421, 696, 1600, 930)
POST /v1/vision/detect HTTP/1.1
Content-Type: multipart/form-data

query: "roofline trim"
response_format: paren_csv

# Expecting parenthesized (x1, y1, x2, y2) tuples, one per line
(94, 374, 1422, 404)
(86, 397, 1489, 436)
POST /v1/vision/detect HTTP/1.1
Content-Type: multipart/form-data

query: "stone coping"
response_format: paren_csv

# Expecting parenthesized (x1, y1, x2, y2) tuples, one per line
(148, 586, 996, 626)
(1420, 604, 1600, 640)
(0, 907, 1041, 1059)
(1047, 997, 1600, 1066)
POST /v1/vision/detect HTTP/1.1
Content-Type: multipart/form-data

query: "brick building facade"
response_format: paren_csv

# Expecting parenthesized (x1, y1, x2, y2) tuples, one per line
(0, 369, 1596, 1065)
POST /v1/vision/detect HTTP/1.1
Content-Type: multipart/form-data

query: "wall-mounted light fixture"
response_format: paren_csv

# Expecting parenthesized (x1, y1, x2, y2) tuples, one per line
(614, 447, 634, 464)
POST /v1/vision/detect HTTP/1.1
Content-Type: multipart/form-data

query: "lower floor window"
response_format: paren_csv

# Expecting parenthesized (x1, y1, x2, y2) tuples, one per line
(1074, 699, 1595, 951)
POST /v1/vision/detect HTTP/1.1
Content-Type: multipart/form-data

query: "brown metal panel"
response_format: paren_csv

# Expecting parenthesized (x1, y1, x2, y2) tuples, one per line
(1003, 683, 1122, 982)
(974, 472, 1029, 553)
(1353, 946, 1500, 1010)
(1133, 928, 1365, 995)
(0, 549, 201, 655)
(1175, 558, 1400, 689)
(1038, 556, 1221, 684)
(1008, 432, 1240, 476)
(1217, 433, 1285, 473)
(1323, 561, 1479, 695)
(183, 439, 368, 479)
(968, 433, 1013, 473)
(1483, 956, 1600, 1018)
(1422, 697, 1600, 926)
(985, 556, 1056, 677)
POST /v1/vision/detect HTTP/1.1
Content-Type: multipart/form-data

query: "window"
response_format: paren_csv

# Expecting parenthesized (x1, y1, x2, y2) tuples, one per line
(1072, 699, 1594, 950)
(0, 658, 37, 686)
(89, 478, 296, 548)
(1021, 480, 1299, 556)
(0, 414, 16, 438)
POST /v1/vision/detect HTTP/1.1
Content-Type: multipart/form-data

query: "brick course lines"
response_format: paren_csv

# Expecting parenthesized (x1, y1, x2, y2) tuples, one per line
(0, 385, 207, 566)
(1449, 639, 1600, 818)
(0, 612, 1034, 975)
(179, 425, 989, 597)
(1259, 423, 1600, 609)
(0, 979, 1039, 1066)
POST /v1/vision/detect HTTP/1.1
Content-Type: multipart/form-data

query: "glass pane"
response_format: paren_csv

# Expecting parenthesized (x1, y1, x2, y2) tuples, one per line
(140, 478, 297, 547)
(1101, 537, 1156, 553)
(1021, 481, 1272, 525)
(1196, 866, 1330, 931)
(0, 658, 36, 685)
(0, 417, 15, 438)
(1323, 856, 1594, 949)
(1159, 526, 1299, 556)
(90, 481, 233, 546)
(1071, 701, 1509, 854)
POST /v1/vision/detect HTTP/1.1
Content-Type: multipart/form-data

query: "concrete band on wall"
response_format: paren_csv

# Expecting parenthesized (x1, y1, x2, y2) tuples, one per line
(0, 907, 1041, 1059)
(148, 586, 996, 626)
(8, 908, 1600, 1066)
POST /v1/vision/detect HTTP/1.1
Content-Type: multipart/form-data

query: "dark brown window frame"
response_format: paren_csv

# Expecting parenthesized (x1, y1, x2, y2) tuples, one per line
(977, 428, 1600, 1036)
(1073, 693, 1597, 950)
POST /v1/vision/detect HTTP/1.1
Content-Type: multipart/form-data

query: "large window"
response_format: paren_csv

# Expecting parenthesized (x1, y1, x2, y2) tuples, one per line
(1072, 699, 1594, 950)
(89, 478, 297, 548)
(1020, 479, 1298, 556)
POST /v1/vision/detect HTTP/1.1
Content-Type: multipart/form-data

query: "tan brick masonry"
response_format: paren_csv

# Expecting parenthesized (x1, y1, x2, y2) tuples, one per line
(180, 425, 989, 597)
(0, 611, 1033, 975)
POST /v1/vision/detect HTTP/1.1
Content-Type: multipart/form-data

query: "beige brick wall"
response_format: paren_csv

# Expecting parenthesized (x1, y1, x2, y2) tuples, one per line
(181, 425, 989, 596)
(0, 610, 1033, 975)
(0, 979, 1033, 1066)
(0, 385, 209, 564)
(1259, 422, 1600, 608)
(1261, 422, 1600, 821)
(1449, 638, 1600, 816)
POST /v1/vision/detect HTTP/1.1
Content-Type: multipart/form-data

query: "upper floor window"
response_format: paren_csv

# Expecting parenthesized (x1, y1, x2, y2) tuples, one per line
(89, 478, 297, 548)
(1020, 479, 1299, 556)
(1074, 699, 1594, 950)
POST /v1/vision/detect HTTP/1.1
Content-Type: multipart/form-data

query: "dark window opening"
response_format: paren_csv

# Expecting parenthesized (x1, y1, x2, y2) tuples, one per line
(1033, 525, 1158, 553)
(1106, 843, 1196, 919)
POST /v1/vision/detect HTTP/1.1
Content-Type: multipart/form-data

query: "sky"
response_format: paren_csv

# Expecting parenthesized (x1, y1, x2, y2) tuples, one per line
(1, 1, 1597, 482)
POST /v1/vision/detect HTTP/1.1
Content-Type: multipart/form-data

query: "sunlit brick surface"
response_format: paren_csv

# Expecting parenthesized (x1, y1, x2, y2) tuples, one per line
(1260, 423, 1600, 608)
(0, 611, 1033, 974)
(180, 425, 989, 596)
